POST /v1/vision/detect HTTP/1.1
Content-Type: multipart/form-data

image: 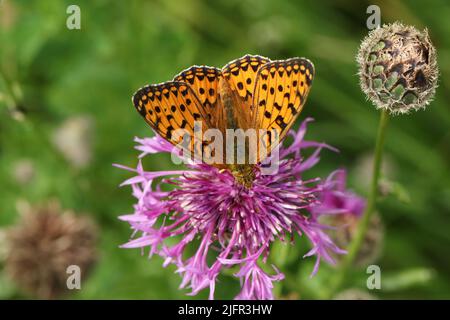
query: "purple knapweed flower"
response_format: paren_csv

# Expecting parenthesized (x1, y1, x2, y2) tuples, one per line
(115, 118, 358, 300)
(311, 170, 382, 268)
(311, 170, 366, 219)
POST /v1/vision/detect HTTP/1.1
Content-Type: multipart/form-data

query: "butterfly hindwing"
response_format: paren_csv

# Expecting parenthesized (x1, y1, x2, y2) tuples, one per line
(252, 58, 315, 146)
(132, 81, 212, 161)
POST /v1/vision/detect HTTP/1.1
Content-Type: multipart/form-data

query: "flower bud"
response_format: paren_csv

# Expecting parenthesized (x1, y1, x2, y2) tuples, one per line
(357, 22, 438, 114)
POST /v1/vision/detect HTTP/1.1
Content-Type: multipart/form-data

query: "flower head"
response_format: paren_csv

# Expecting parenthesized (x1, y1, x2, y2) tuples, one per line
(3, 200, 98, 299)
(357, 22, 438, 114)
(116, 119, 362, 299)
(312, 171, 383, 267)
(311, 170, 366, 219)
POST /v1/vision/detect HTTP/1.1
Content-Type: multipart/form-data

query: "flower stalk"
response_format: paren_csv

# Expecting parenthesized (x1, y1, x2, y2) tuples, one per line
(328, 109, 389, 297)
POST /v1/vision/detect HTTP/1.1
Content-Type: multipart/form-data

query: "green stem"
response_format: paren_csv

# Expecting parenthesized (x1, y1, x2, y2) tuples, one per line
(327, 109, 389, 298)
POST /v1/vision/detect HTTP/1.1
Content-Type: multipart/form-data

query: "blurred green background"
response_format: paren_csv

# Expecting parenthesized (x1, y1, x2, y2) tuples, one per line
(0, 0, 449, 299)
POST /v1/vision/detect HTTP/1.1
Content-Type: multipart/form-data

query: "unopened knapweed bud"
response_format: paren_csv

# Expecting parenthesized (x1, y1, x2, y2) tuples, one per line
(357, 22, 438, 114)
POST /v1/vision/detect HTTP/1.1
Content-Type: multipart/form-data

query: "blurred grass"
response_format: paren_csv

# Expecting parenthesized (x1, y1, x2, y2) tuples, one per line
(0, 0, 449, 299)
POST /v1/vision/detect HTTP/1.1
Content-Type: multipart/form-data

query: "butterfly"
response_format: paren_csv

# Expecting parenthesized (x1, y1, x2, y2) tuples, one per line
(132, 54, 314, 187)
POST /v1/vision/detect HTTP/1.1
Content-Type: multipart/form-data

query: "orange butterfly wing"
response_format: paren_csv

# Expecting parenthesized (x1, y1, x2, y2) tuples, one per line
(173, 66, 221, 127)
(252, 57, 315, 152)
(132, 82, 212, 162)
(221, 54, 271, 129)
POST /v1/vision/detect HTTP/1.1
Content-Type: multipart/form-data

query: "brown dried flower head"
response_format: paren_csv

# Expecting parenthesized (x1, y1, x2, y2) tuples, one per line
(4, 201, 98, 299)
(357, 22, 438, 114)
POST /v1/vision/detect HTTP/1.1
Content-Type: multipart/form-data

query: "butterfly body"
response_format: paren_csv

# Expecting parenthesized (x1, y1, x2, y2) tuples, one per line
(133, 55, 315, 188)
(218, 76, 240, 129)
(228, 164, 256, 189)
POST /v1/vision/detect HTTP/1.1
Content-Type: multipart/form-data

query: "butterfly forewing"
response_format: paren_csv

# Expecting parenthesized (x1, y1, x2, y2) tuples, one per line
(132, 81, 213, 162)
(173, 66, 222, 127)
(252, 58, 315, 149)
(222, 54, 271, 110)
